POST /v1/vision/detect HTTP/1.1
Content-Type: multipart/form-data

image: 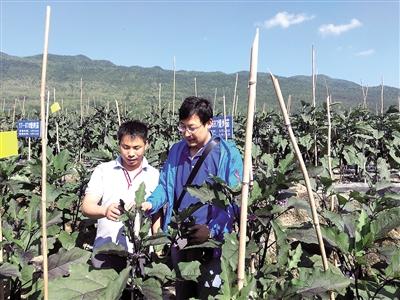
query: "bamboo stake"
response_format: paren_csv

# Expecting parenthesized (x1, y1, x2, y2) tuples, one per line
(194, 77, 197, 97)
(39, 6, 51, 300)
(232, 73, 238, 116)
(360, 81, 368, 109)
(1, 98, 5, 112)
(327, 96, 333, 182)
(53, 87, 56, 104)
(213, 88, 217, 113)
(0, 207, 3, 300)
(28, 138, 31, 161)
(115, 99, 121, 126)
(235, 94, 239, 117)
(238, 29, 259, 291)
(262, 102, 266, 114)
(22, 96, 26, 116)
(12, 98, 17, 128)
(158, 83, 162, 112)
(80, 77, 83, 125)
(222, 94, 228, 140)
(287, 94, 292, 116)
(61, 98, 64, 110)
(271, 72, 330, 271)
(312, 45, 316, 108)
(56, 122, 60, 154)
(380, 76, 384, 115)
(45, 91, 50, 139)
(172, 56, 176, 117)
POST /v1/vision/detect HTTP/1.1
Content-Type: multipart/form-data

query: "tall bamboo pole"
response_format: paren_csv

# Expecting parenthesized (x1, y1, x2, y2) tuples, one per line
(158, 83, 162, 112)
(271, 72, 330, 272)
(327, 96, 333, 181)
(45, 91, 50, 139)
(312, 45, 318, 167)
(80, 77, 83, 125)
(287, 94, 292, 116)
(172, 56, 176, 117)
(12, 98, 16, 128)
(232, 73, 238, 116)
(222, 94, 228, 140)
(56, 122, 60, 154)
(235, 94, 239, 117)
(115, 99, 121, 126)
(39, 6, 51, 300)
(213, 88, 217, 113)
(53, 87, 56, 103)
(22, 96, 26, 116)
(238, 29, 259, 290)
(380, 76, 384, 115)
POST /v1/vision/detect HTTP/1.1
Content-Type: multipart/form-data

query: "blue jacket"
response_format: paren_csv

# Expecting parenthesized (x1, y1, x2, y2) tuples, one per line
(147, 137, 243, 240)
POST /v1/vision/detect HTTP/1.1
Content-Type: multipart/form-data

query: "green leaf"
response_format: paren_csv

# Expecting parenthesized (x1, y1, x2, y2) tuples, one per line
(216, 258, 236, 299)
(184, 239, 221, 250)
(221, 232, 239, 271)
(48, 264, 130, 300)
(0, 262, 20, 279)
(293, 268, 351, 297)
(58, 230, 78, 251)
(385, 248, 400, 278)
(48, 247, 91, 279)
(141, 278, 162, 300)
(177, 261, 201, 281)
(320, 226, 350, 254)
(21, 264, 36, 286)
(145, 263, 174, 283)
(371, 207, 400, 240)
(186, 184, 215, 204)
(142, 232, 170, 247)
(135, 182, 146, 207)
(288, 244, 303, 269)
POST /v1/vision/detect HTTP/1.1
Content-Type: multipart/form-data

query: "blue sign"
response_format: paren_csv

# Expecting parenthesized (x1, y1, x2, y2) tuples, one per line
(17, 120, 41, 138)
(211, 115, 233, 139)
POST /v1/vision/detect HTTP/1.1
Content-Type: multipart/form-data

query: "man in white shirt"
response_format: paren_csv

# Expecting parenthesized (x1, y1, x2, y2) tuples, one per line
(81, 120, 159, 271)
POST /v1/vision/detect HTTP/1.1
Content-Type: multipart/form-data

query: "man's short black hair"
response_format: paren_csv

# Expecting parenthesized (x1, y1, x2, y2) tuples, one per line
(117, 120, 148, 144)
(179, 96, 213, 124)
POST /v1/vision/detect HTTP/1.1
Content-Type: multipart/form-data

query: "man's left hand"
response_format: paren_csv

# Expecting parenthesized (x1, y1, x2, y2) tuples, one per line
(187, 224, 210, 244)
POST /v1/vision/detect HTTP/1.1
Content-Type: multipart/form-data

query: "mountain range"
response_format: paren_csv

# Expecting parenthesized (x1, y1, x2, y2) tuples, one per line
(1, 52, 399, 114)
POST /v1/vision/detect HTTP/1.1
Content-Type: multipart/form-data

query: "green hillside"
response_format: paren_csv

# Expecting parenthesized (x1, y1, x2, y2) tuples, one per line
(1, 52, 399, 114)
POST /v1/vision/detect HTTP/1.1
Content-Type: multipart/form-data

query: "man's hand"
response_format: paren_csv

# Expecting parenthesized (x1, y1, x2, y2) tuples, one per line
(187, 224, 210, 245)
(141, 201, 153, 212)
(105, 203, 122, 221)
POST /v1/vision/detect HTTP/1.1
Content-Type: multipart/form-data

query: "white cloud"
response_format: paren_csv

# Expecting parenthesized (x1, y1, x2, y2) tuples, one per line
(258, 11, 315, 29)
(355, 49, 375, 56)
(319, 18, 362, 36)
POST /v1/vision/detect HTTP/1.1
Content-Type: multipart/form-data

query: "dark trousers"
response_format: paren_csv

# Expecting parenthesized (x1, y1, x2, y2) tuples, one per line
(172, 246, 222, 300)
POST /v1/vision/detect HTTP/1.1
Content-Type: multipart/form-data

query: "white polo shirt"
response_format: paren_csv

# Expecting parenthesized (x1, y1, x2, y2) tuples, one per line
(85, 156, 159, 253)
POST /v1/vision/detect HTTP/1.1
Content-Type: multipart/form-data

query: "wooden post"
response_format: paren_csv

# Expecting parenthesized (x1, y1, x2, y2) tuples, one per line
(194, 77, 197, 97)
(271, 72, 330, 272)
(39, 6, 51, 300)
(80, 77, 83, 126)
(238, 29, 259, 291)
(172, 56, 176, 117)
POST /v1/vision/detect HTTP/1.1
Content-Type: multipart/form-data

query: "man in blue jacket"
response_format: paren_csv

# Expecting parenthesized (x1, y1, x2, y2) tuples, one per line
(142, 96, 243, 299)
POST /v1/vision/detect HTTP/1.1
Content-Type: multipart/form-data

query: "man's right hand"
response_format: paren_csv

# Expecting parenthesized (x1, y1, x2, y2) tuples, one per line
(141, 202, 153, 212)
(105, 202, 122, 221)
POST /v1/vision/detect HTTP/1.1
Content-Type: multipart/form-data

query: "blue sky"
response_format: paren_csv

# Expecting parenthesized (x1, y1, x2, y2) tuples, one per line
(1, 1, 399, 88)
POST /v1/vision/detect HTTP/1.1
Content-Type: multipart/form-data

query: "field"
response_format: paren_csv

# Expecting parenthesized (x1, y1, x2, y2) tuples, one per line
(0, 100, 399, 299)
